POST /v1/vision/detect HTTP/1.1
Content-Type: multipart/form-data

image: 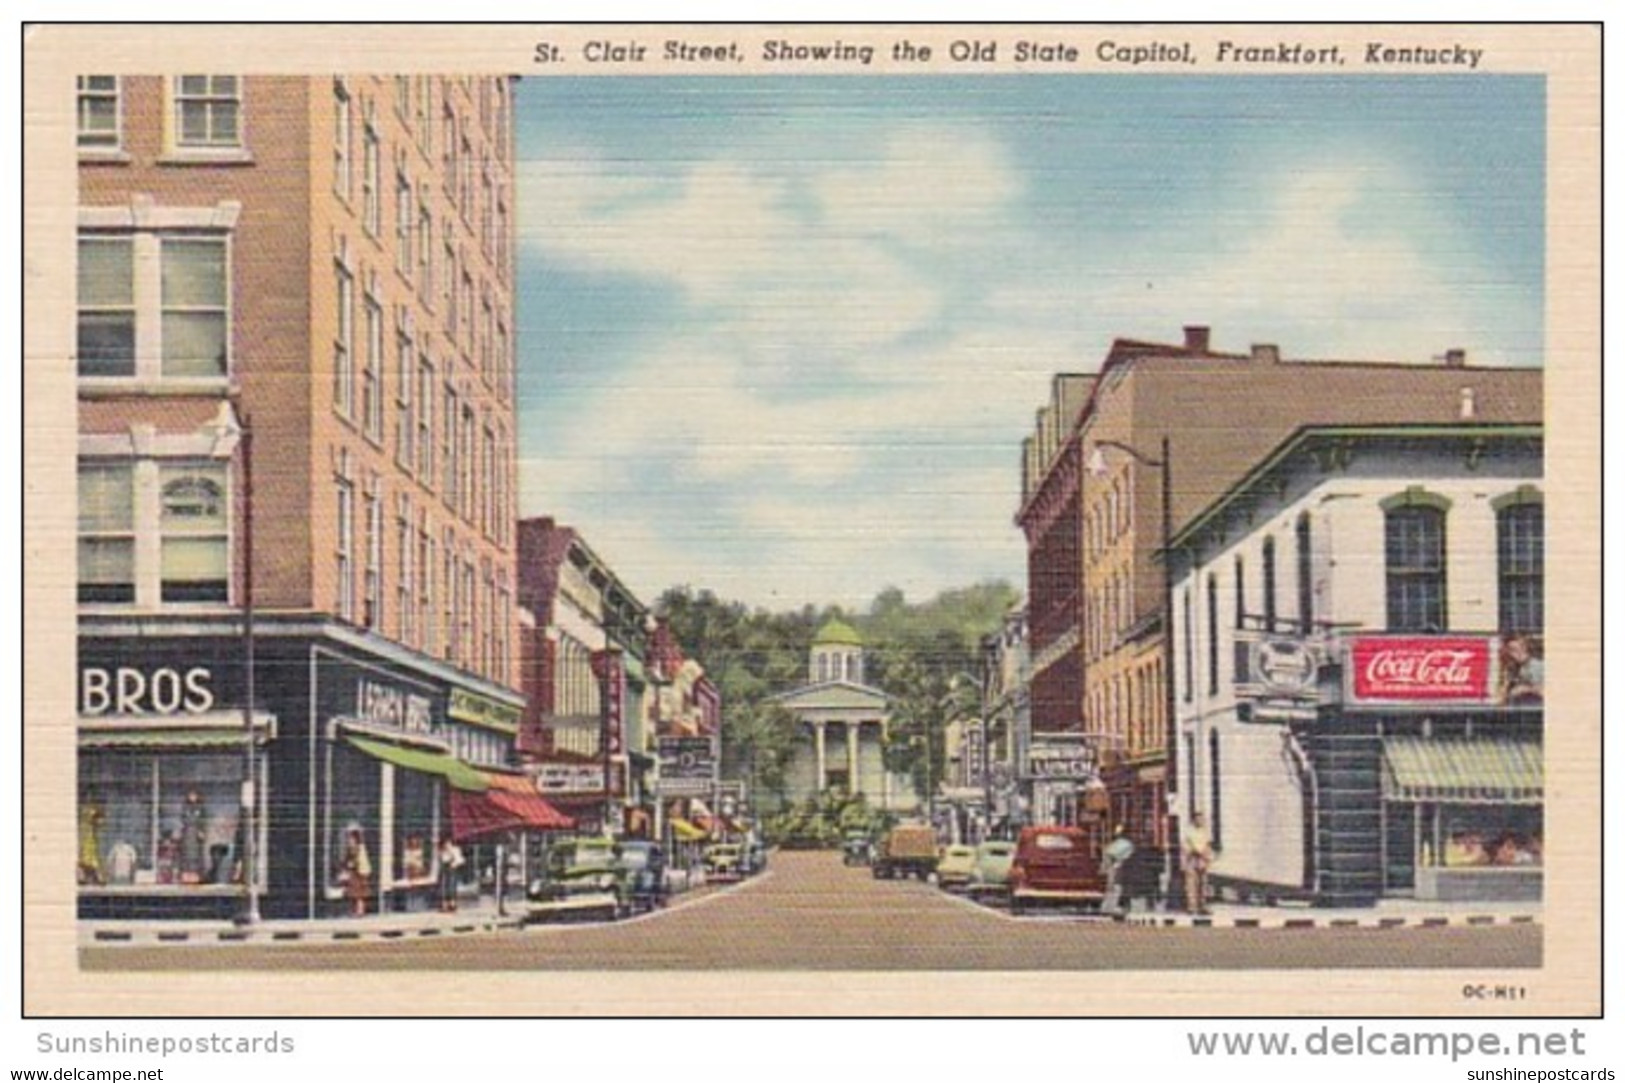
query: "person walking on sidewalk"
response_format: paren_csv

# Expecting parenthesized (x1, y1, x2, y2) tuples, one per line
(342, 826, 372, 917)
(1102, 824, 1135, 918)
(1182, 812, 1213, 915)
(437, 835, 465, 912)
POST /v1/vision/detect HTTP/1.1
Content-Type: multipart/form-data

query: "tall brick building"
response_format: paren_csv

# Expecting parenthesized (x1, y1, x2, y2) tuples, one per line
(1017, 327, 1543, 860)
(74, 75, 523, 919)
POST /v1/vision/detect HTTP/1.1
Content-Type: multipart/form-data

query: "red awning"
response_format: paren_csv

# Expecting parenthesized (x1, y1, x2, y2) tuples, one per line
(448, 775, 576, 841)
(485, 772, 575, 831)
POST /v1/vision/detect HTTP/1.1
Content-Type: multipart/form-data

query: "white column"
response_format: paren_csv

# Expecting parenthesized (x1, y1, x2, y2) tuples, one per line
(814, 721, 827, 791)
(847, 722, 860, 795)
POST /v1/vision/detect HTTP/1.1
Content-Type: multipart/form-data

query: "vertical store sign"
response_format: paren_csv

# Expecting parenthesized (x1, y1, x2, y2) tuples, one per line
(591, 649, 625, 794)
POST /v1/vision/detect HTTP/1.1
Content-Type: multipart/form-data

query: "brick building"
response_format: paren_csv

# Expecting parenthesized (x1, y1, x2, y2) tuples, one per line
(74, 75, 524, 920)
(1016, 326, 1543, 867)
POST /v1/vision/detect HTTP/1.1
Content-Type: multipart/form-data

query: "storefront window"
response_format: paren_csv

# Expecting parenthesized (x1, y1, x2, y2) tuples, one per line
(394, 768, 438, 885)
(326, 743, 379, 894)
(1420, 804, 1542, 868)
(79, 750, 244, 888)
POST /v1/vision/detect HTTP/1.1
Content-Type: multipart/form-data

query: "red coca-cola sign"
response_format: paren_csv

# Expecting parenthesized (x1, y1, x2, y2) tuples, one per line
(1349, 636, 1491, 702)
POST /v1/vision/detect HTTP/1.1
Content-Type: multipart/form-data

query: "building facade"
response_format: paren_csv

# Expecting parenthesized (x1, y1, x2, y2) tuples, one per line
(1017, 327, 1545, 868)
(772, 620, 916, 813)
(516, 517, 656, 839)
(74, 75, 523, 920)
(1168, 425, 1544, 907)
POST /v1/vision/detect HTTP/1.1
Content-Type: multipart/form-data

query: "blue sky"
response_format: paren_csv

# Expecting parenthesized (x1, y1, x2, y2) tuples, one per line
(513, 75, 1544, 611)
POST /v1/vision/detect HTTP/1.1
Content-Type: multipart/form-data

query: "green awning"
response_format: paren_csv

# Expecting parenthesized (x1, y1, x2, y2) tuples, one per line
(1383, 737, 1542, 805)
(346, 735, 489, 792)
(80, 727, 260, 750)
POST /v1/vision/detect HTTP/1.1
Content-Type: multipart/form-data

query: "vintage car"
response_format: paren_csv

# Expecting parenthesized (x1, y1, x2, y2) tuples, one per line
(842, 830, 873, 866)
(526, 837, 626, 920)
(934, 844, 979, 892)
(1008, 825, 1107, 916)
(871, 823, 938, 881)
(966, 840, 1018, 898)
(703, 842, 745, 881)
(615, 839, 668, 913)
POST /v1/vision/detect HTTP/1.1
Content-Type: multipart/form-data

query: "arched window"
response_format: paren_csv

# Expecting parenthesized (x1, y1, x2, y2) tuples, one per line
(160, 466, 228, 602)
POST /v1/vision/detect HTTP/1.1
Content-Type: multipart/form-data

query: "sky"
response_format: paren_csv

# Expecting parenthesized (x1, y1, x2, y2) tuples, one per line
(513, 75, 1545, 612)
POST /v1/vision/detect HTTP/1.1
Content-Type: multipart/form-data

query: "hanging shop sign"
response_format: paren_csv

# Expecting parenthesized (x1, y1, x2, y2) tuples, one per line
(590, 649, 625, 756)
(534, 762, 607, 794)
(658, 736, 715, 781)
(1025, 743, 1096, 781)
(1348, 636, 1492, 704)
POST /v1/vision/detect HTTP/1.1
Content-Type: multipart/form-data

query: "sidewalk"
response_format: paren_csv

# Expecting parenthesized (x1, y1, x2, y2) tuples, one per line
(1119, 897, 1542, 930)
(82, 874, 727, 948)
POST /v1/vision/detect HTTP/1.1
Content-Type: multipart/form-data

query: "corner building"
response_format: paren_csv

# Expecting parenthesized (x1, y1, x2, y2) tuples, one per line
(74, 75, 522, 919)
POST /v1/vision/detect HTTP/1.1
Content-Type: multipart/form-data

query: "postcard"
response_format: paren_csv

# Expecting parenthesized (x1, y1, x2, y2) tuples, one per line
(21, 22, 1599, 1020)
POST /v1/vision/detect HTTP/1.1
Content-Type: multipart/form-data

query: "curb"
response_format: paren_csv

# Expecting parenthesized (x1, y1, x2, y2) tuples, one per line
(85, 915, 528, 947)
(1122, 912, 1541, 930)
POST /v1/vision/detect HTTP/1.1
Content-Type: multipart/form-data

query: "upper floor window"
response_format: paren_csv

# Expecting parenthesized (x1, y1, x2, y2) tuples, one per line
(1261, 537, 1278, 632)
(1497, 501, 1543, 635)
(78, 233, 229, 381)
(173, 76, 241, 149)
(78, 462, 135, 604)
(1385, 504, 1448, 632)
(78, 459, 229, 606)
(333, 81, 352, 199)
(159, 466, 229, 603)
(1295, 514, 1313, 631)
(77, 76, 120, 151)
(362, 120, 381, 236)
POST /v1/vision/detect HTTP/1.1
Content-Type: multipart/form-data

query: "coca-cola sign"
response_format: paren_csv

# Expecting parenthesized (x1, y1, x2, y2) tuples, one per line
(1349, 637, 1491, 702)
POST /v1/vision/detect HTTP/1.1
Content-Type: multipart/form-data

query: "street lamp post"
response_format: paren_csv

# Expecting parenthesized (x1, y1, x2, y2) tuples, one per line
(234, 411, 261, 926)
(1092, 435, 1177, 910)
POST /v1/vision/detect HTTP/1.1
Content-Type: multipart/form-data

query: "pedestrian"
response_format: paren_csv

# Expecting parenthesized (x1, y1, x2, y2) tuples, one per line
(437, 835, 465, 912)
(1102, 824, 1135, 918)
(1182, 812, 1214, 915)
(342, 825, 372, 917)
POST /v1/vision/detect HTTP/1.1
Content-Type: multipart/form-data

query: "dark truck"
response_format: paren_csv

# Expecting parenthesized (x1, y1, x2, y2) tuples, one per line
(871, 824, 938, 881)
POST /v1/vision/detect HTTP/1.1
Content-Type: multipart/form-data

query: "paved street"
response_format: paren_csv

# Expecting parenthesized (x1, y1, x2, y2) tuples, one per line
(82, 850, 1540, 971)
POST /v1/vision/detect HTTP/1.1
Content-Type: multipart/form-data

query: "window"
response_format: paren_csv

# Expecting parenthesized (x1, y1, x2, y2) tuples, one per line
(172, 76, 241, 148)
(442, 237, 457, 336)
(77, 238, 134, 377)
(1497, 502, 1543, 634)
(1295, 514, 1313, 632)
(1385, 504, 1447, 632)
(482, 426, 497, 537)
(417, 207, 433, 301)
(335, 478, 355, 621)
(1181, 587, 1194, 703)
(77, 76, 120, 150)
(495, 320, 510, 402)
(397, 495, 415, 644)
(79, 460, 230, 607)
(395, 167, 414, 278)
(416, 356, 435, 482)
(1233, 556, 1245, 630)
(363, 489, 382, 630)
(442, 530, 457, 661)
(442, 386, 459, 509)
(362, 119, 380, 236)
(333, 262, 354, 415)
(419, 519, 435, 656)
(160, 465, 229, 602)
(460, 405, 476, 521)
(1206, 573, 1219, 695)
(442, 104, 457, 200)
(362, 293, 383, 440)
(395, 320, 414, 470)
(1208, 728, 1223, 850)
(333, 81, 352, 198)
(1262, 537, 1277, 632)
(78, 234, 229, 380)
(78, 462, 135, 603)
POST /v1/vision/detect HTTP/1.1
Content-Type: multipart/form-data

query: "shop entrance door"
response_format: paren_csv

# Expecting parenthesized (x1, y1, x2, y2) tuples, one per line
(1382, 801, 1416, 894)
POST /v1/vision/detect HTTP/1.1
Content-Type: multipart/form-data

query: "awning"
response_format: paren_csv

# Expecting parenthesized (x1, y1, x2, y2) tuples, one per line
(448, 788, 522, 842)
(346, 735, 488, 792)
(484, 773, 575, 832)
(670, 818, 708, 842)
(1383, 737, 1543, 805)
(80, 727, 264, 750)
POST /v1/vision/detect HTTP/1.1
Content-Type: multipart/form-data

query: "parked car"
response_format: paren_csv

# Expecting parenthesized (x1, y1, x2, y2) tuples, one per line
(614, 839, 667, 912)
(527, 837, 626, 920)
(704, 842, 744, 881)
(966, 840, 1018, 899)
(871, 823, 938, 881)
(745, 838, 768, 874)
(842, 830, 873, 866)
(1008, 825, 1106, 916)
(934, 844, 978, 892)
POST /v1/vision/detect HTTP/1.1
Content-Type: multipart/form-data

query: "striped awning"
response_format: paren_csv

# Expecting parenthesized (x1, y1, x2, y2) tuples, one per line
(669, 818, 708, 842)
(1382, 737, 1543, 805)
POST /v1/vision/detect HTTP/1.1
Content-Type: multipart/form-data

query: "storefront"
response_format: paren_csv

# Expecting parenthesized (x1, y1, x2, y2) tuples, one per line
(77, 622, 526, 920)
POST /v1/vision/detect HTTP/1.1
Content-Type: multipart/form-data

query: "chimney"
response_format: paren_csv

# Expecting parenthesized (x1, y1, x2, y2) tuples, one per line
(1444, 348, 1467, 368)
(1183, 325, 1211, 354)
(1250, 343, 1280, 364)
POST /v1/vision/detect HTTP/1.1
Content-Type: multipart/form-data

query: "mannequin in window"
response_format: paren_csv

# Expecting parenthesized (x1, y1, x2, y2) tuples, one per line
(77, 802, 105, 885)
(178, 789, 208, 885)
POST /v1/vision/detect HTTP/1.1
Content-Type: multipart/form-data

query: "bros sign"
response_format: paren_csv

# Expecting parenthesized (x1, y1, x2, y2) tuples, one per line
(81, 665, 215, 716)
(1348, 636, 1492, 703)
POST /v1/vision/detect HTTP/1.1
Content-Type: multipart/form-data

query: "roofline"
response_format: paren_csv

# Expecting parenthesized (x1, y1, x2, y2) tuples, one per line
(1168, 422, 1545, 550)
